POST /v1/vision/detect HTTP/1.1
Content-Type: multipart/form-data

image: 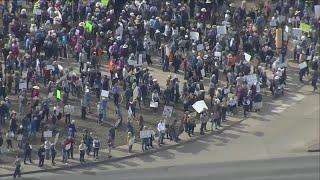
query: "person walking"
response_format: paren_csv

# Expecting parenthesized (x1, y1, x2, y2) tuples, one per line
(127, 132, 135, 153)
(107, 135, 113, 158)
(23, 142, 32, 164)
(13, 155, 22, 178)
(311, 69, 318, 92)
(79, 140, 87, 164)
(199, 110, 207, 135)
(157, 120, 166, 146)
(37, 144, 45, 167)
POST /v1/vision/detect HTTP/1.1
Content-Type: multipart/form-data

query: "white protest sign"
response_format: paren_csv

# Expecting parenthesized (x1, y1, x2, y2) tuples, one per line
(197, 44, 204, 51)
(214, 52, 222, 60)
(307, 56, 312, 61)
(19, 82, 27, 90)
(140, 130, 149, 139)
(190, 31, 199, 41)
(315, 5, 320, 19)
(128, 60, 137, 66)
(292, 28, 302, 39)
(46, 65, 55, 70)
(138, 54, 143, 65)
(17, 134, 23, 141)
(192, 100, 208, 113)
(244, 74, 258, 86)
(150, 101, 159, 108)
(299, 61, 307, 69)
(65, 143, 71, 150)
(244, 53, 252, 62)
(54, 133, 60, 144)
(101, 90, 109, 97)
(162, 106, 173, 117)
(165, 45, 170, 57)
(44, 130, 53, 138)
(217, 26, 227, 35)
(201, 69, 205, 77)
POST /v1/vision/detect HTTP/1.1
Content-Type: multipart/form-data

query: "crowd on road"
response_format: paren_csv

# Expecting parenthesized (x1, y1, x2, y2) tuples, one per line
(0, 0, 319, 178)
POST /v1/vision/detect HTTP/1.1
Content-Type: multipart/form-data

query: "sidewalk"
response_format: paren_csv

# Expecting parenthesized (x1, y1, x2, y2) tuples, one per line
(0, 115, 242, 177)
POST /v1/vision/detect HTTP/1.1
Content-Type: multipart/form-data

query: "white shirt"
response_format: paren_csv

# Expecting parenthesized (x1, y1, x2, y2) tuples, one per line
(157, 122, 166, 132)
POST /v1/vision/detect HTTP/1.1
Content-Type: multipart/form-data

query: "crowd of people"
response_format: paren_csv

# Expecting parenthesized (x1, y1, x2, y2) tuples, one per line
(0, 0, 318, 178)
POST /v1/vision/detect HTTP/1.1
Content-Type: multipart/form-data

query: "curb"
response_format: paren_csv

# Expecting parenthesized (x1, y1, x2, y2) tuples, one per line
(307, 149, 320, 152)
(0, 119, 245, 177)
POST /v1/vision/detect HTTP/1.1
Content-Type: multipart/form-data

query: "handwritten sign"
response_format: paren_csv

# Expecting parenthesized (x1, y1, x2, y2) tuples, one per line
(244, 53, 252, 62)
(19, 82, 27, 90)
(192, 100, 208, 113)
(101, 90, 109, 97)
(150, 101, 159, 108)
(190, 31, 199, 41)
(197, 44, 204, 51)
(299, 61, 307, 69)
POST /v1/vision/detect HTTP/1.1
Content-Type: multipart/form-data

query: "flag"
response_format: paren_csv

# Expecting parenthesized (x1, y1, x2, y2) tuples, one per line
(101, 0, 110, 7)
(56, 89, 61, 100)
(299, 23, 312, 33)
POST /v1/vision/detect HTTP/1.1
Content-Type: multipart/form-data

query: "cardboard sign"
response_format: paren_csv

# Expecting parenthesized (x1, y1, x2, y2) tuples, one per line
(315, 5, 320, 19)
(44, 130, 53, 138)
(19, 82, 27, 90)
(299, 61, 307, 69)
(244, 53, 252, 62)
(217, 26, 227, 35)
(101, 90, 109, 97)
(197, 44, 204, 51)
(150, 101, 159, 108)
(192, 100, 208, 113)
(162, 106, 173, 117)
(190, 31, 199, 41)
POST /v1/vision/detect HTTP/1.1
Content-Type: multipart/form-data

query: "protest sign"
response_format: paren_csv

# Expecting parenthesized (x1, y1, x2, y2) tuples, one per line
(299, 23, 311, 33)
(140, 130, 151, 139)
(244, 53, 252, 62)
(292, 28, 302, 38)
(299, 61, 307, 69)
(165, 45, 170, 57)
(201, 69, 205, 77)
(192, 100, 208, 113)
(44, 130, 53, 138)
(128, 60, 137, 66)
(217, 26, 227, 35)
(150, 101, 159, 108)
(65, 143, 71, 150)
(16, 134, 23, 141)
(54, 133, 60, 144)
(56, 89, 61, 100)
(85, 21, 93, 33)
(46, 65, 55, 70)
(315, 5, 320, 19)
(244, 74, 258, 86)
(190, 31, 199, 41)
(128, 107, 133, 117)
(162, 106, 173, 117)
(101, 0, 110, 7)
(101, 90, 109, 97)
(19, 82, 27, 90)
(197, 44, 204, 51)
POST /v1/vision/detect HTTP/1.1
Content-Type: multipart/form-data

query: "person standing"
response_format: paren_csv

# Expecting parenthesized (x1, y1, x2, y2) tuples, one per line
(127, 132, 135, 153)
(107, 135, 113, 158)
(92, 137, 100, 160)
(50, 143, 56, 166)
(44, 139, 51, 160)
(199, 110, 207, 135)
(157, 120, 166, 146)
(79, 140, 87, 164)
(13, 155, 22, 178)
(311, 69, 318, 92)
(37, 144, 45, 167)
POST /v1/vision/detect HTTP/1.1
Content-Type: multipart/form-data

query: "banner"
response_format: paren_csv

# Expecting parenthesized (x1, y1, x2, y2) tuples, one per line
(299, 23, 311, 33)
(162, 106, 173, 117)
(101, 0, 110, 7)
(192, 100, 208, 113)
